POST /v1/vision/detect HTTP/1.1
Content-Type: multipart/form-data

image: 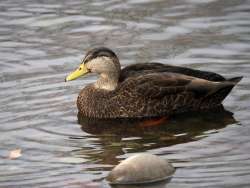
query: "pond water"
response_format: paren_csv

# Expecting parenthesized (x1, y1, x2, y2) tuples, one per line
(0, 0, 250, 187)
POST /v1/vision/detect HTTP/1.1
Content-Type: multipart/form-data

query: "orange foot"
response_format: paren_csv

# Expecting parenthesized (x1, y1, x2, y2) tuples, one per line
(139, 117, 168, 128)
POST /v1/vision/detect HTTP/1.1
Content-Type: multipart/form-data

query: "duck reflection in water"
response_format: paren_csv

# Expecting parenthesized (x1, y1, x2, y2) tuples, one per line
(77, 106, 237, 165)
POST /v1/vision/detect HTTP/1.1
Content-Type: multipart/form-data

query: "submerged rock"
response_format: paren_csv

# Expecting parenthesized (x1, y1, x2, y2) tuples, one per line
(106, 153, 175, 185)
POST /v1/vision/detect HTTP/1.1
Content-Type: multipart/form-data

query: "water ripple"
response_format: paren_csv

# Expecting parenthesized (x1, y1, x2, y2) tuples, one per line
(0, 0, 250, 187)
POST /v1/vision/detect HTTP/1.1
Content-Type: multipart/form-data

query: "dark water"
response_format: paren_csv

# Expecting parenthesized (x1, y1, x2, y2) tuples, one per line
(0, 0, 250, 187)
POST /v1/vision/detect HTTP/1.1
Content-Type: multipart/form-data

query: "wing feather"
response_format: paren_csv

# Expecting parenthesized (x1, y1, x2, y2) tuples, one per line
(119, 63, 226, 82)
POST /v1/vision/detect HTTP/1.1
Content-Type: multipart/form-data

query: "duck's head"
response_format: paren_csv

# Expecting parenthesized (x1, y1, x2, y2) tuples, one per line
(65, 47, 120, 83)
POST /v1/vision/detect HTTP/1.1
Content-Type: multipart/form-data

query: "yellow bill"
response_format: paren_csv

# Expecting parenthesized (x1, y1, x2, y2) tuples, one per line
(65, 63, 89, 82)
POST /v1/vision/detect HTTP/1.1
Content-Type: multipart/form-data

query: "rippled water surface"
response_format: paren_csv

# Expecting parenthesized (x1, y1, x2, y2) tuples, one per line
(1, 0, 250, 187)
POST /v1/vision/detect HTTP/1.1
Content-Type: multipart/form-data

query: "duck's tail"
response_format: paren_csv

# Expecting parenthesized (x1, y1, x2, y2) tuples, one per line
(204, 76, 243, 105)
(227, 76, 243, 84)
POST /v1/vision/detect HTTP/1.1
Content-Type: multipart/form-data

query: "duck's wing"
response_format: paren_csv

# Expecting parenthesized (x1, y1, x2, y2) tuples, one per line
(135, 73, 240, 99)
(112, 72, 241, 117)
(116, 72, 240, 107)
(119, 63, 226, 82)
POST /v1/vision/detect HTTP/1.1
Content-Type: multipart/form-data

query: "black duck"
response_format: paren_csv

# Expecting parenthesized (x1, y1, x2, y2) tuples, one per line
(65, 47, 242, 119)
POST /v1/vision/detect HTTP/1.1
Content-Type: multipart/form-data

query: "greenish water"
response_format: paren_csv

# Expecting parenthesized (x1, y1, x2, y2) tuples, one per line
(0, 0, 250, 187)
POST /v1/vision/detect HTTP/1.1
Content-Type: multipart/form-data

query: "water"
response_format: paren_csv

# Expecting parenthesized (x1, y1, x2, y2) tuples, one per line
(0, 0, 250, 187)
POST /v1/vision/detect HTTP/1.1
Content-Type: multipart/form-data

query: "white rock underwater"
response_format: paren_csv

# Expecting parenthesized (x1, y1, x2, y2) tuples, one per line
(106, 153, 175, 185)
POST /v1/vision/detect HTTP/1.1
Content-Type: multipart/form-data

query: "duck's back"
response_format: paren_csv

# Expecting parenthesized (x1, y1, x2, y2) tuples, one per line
(119, 63, 226, 82)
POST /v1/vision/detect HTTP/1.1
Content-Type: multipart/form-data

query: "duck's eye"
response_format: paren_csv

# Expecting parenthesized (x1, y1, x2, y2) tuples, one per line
(79, 67, 82, 71)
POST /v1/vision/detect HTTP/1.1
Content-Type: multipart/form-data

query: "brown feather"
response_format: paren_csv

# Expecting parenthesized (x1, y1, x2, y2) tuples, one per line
(119, 63, 226, 82)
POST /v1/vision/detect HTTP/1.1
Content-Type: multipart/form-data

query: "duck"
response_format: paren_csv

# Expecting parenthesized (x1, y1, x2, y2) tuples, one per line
(65, 47, 242, 119)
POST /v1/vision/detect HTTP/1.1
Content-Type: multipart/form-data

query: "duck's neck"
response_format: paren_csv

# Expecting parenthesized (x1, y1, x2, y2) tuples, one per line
(95, 71, 119, 91)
